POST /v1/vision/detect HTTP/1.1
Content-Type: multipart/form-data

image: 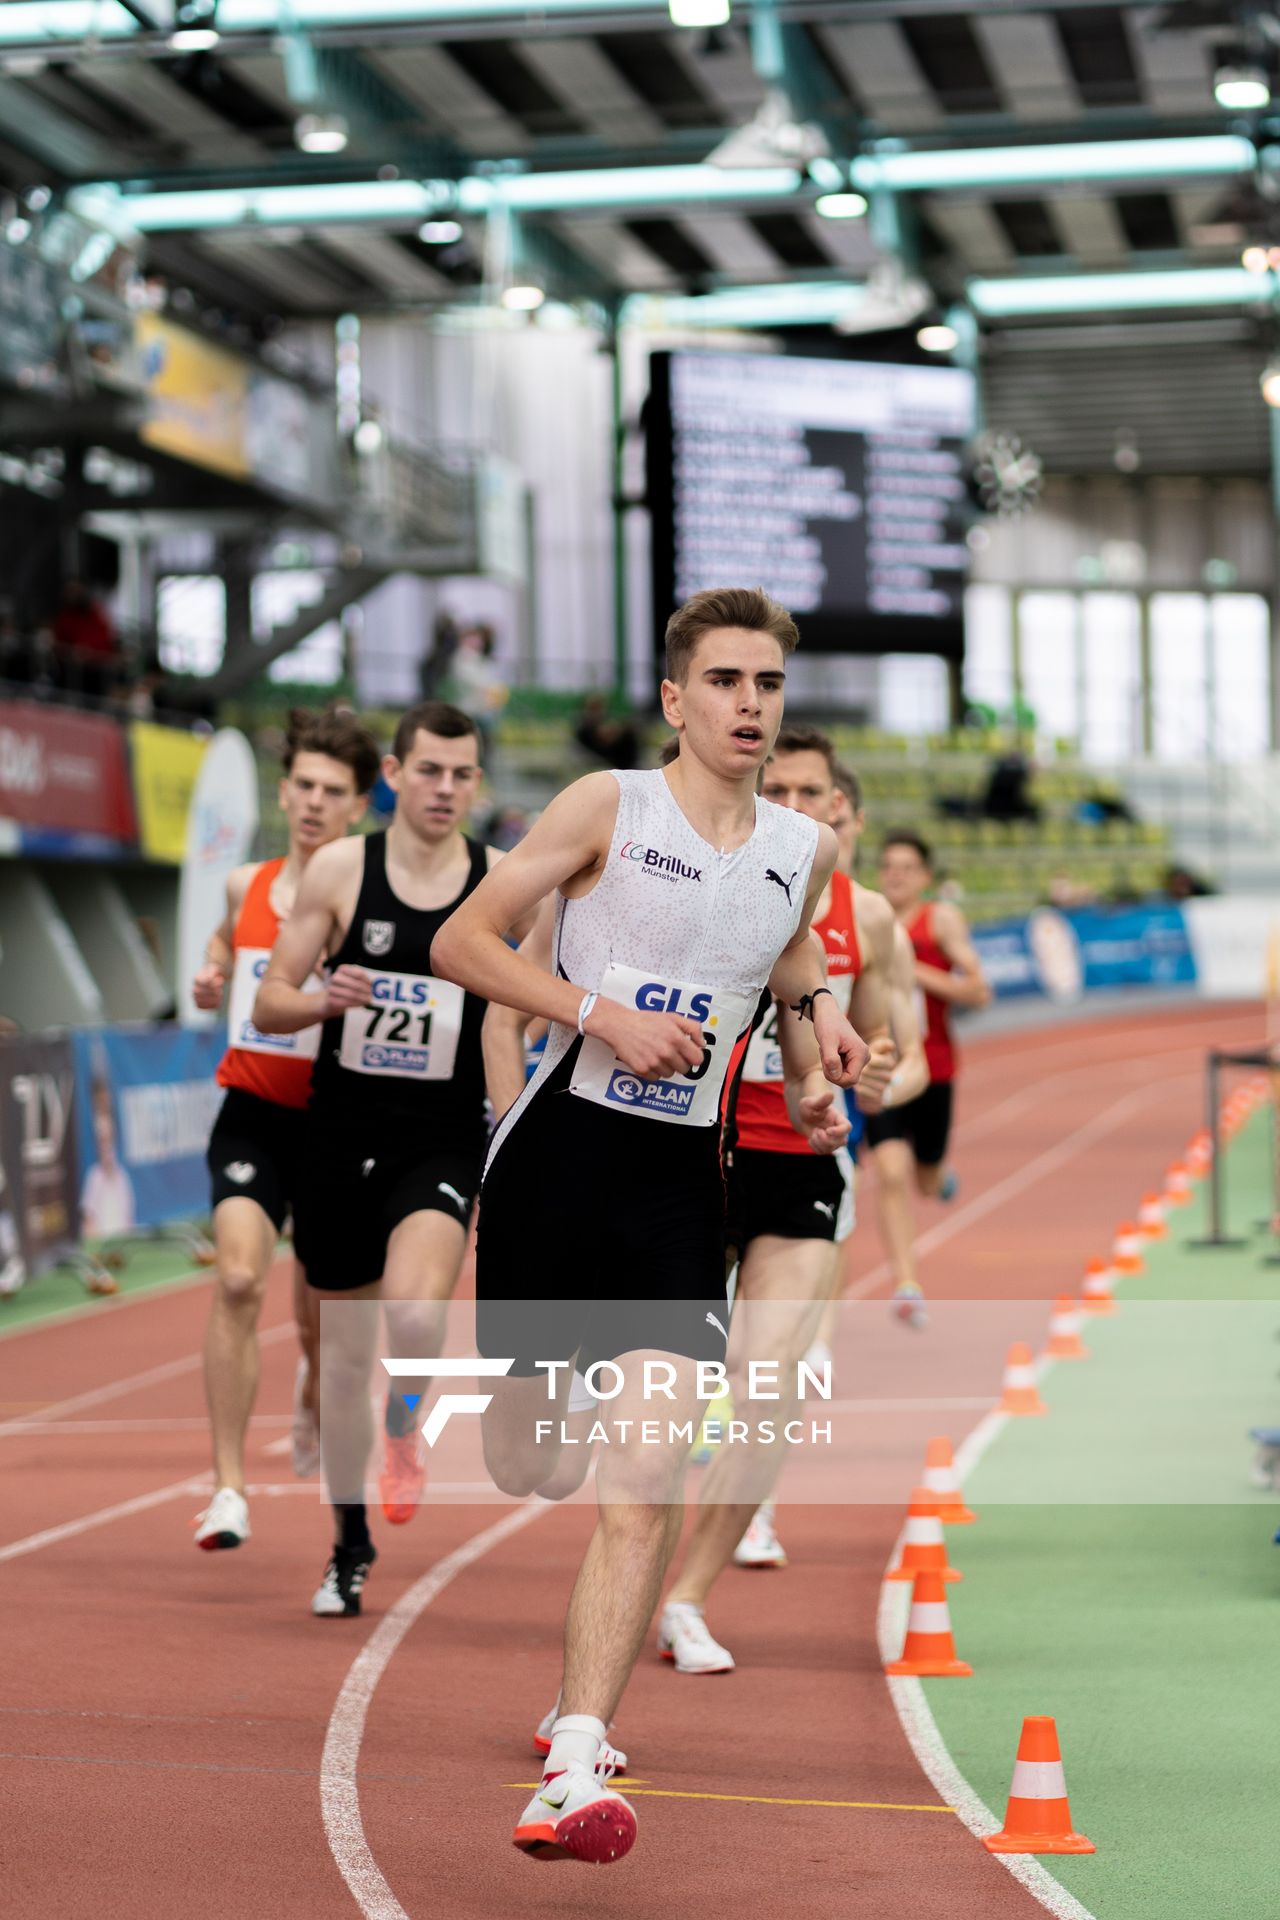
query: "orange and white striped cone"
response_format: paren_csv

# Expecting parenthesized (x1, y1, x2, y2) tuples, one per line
(998, 1342, 1046, 1416)
(885, 1568, 972, 1677)
(921, 1436, 976, 1524)
(1163, 1162, 1192, 1208)
(1186, 1129, 1212, 1171)
(1111, 1222, 1145, 1277)
(983, 1716, 1095, 1855)
(1138, 1191, 1168, 1239)
(1079, 1257, 1117, 1315)
(885, 1486, 963, 1582)
(1045, 1296, 1089, 1360)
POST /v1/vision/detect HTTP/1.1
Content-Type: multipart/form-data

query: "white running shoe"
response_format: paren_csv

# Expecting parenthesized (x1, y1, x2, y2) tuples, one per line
(193, 1486, 250, 1551)
(657, 1603, 735, 1674)
(291, 1357, 321, 1478)
(533, 1706, 628, 1774)
(513, 1759, 637, 1864)
(733, 1508, 788, 1569)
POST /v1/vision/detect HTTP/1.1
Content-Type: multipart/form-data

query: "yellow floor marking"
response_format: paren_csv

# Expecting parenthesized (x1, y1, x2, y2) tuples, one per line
(505, 1784, 954, 1813)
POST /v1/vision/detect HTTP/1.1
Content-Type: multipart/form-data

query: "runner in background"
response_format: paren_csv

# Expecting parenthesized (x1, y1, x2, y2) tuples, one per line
(865, 830, 991, 1314)
(190, 710, 379, 1550)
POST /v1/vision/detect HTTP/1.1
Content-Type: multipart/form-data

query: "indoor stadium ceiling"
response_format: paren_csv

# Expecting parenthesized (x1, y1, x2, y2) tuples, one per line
(0, 0, 1278, 326)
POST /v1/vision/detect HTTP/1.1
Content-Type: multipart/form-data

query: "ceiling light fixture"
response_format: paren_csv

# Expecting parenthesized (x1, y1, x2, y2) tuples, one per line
(815, 191, 867, 220)
(1261, 362, 1280, 407)
(501, 284, 545, 312)
(419, 219, 462, 243)
(170, 0, 219, 50)
(917, 323, 958, 352)
(669, 0, 730, 26)
(1214, 62, 1270, 112)
(295, 112, 348, 155)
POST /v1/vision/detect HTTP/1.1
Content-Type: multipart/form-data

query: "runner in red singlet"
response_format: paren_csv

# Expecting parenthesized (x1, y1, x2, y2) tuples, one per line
(865, 829, 991, 1310)
(190, 710, 379, 1550)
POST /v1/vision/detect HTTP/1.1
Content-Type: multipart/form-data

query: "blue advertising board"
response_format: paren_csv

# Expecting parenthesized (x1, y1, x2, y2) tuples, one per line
(72, 1026, 224, 1233)
(971, 902, 1197, 1004)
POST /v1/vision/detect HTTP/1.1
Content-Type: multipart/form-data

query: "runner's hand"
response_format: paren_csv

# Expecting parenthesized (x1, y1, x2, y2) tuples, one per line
(813, 998, 870, 1089)
(587, 1001, 705, 1080)
(852, 1036, 897, 1113)
(324, 964, 376, 1015)
(192, 963, 226, 1011)
(797, 1088, 851, 1156)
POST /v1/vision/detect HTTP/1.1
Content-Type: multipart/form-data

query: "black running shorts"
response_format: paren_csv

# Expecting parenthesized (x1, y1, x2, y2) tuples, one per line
(207, 1087, 308, 1233)
(863, 1080, 954, 1168)
(475, 1065, 731, 1377)
(292, 1123, 483, 1293)
(724, 1146, 849, 1252)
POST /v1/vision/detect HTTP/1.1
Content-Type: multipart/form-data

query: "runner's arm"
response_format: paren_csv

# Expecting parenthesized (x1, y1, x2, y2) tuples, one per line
(253, 842, 361, 1033)
(862, 922, 929, 1112)
(191, 864, 252, 1010)
(775, 985, 851, 1155)
(845, 890, 898, 1113)
(481, 895, 554, 1121)
(916, 901, 992, 1009)
(767, 826, 869, 1087)
(432, 773, 705, 1079)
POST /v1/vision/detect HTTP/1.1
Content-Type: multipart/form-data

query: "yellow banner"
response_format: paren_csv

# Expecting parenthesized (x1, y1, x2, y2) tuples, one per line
(130, 722, 208, 864)
(137, 313, 251, 480)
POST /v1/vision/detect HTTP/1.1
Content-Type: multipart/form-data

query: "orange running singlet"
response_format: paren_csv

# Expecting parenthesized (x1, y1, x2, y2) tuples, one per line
(216, 858, 318, 1110)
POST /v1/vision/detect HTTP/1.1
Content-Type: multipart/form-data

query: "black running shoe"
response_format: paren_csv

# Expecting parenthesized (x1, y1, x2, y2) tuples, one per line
(311, 1542, 377, 1618)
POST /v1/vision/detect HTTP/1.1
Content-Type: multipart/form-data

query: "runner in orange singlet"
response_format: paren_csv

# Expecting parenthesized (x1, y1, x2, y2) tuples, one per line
(190, 710, 378, 1550)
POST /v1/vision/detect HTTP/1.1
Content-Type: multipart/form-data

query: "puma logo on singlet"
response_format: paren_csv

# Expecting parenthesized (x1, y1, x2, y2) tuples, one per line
(765, 867, 798, 904)
(827, 928, 849, 949)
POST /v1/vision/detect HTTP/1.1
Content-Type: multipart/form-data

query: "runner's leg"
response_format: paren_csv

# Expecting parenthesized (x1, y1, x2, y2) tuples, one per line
(203, 1196, 278, 1494)
(871, 1138, 919, 1295)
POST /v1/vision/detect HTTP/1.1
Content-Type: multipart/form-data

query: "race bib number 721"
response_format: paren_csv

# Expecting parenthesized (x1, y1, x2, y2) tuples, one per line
(339, 970, 464, 1081)
(570, 962, 755, 1126)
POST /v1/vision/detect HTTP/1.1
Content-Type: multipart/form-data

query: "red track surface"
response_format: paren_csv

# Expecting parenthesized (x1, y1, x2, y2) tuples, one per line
(0, 1001, 1261, 1920)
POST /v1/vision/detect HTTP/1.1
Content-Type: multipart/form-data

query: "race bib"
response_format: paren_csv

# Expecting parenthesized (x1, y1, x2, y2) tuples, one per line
(742, 974, 852, 1085)
(338, 969, 464, 1082)
(571, 962, 755, 1126)
(228, 948, 320, 1061)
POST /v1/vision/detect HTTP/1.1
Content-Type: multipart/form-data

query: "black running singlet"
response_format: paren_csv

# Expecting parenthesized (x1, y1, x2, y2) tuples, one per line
(311, 831, 489, 1150)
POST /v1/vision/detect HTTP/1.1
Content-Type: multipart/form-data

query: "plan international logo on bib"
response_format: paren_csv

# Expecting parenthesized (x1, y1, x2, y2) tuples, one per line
(618, 841, 702, 884)
(606, 1069, 696, 1117)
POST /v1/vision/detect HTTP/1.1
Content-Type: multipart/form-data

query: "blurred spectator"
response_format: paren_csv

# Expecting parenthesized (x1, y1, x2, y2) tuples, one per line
(1162, 862, 1215, 901)
(485, 804, 530, 852)
(53, 578, 121, 700)
(574, 693, 641, 770)
(1047, 869, 1098, 909)
(1076, 784, 1137, 827)
(445, 622, 507, 754)
(982, 748, 1041, 825)
(418, 608, 460, 701)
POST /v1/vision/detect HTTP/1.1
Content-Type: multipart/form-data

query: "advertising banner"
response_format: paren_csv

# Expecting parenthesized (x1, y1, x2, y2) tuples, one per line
(129, 721, 208, 864)
(71, 1026, 224, 1232)
(0, 1033, 79, 1277)
(175, 728, 259, 1026)
(973, 902, 1197, 1004)
(0, 699, 135, 845)
(137, 312, 251, 481)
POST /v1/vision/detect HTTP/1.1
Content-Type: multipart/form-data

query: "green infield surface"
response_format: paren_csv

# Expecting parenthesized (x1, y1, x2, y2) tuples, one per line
(0, 1236, 214, 1336)
(921, 1108, 1280, 1920)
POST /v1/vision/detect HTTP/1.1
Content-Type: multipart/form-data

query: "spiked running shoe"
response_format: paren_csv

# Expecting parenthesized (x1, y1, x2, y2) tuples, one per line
(193, 1486, 250, 1551)
(732, 1507, 788, 1568)
(513, 1760, 636, 1864)
(291, 1357, 321, 1479)
(533, 1707, 628, 1775)
(311, 1542, 377, 1618)
(379, 1430, 426, 1524)
(657, 1603, 735, 1674)
(891, 1280, 929, 1330)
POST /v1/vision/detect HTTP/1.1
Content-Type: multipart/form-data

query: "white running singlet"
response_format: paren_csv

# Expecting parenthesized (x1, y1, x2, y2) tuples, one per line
(488, 769, 820, 1160)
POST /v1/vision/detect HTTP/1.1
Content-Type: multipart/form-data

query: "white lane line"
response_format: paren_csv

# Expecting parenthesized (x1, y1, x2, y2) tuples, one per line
(0, 1476, 209, 1565)
(847, 1070, 1192, 1300)
(321, 1506, 546, 1920)
(1, 1416, 293, 1437)
(0, 1321, 295, 1436)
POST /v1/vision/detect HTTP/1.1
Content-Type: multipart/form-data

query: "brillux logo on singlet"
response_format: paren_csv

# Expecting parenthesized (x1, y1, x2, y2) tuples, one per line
(617, 842, 702, 884)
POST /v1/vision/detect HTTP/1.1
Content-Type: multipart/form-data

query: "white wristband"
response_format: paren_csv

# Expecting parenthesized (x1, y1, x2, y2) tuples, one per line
(577, 990, 599, 1037)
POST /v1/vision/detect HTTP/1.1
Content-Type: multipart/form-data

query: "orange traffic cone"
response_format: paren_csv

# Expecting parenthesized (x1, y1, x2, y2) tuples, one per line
(998, 1342, 1047, 1416)
(885, 1568, 972, 1677)
(1163, 1162, 1192, 1208)
(921, 1437, 976, 1524)
(1045, 1297, 1089, 1360)
(885, 1486, 963, 1582)
(1080, 1257, 1117, 1315)
(1138, 1192, 1168, 1239)
(983, 1716, 1095, 1855)
(1186, 1130, 1212, 1173)
(1111, 1222, 1145, 1276)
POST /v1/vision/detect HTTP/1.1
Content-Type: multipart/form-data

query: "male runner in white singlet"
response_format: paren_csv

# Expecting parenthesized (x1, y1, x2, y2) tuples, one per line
(432, 587, 869, 1866)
